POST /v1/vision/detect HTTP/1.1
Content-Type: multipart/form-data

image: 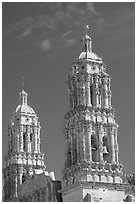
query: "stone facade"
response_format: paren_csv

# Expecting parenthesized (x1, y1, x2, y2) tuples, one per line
(60, 32, 132, 202)
(3, 29, 134, 202)
(2, 90, 62, 202)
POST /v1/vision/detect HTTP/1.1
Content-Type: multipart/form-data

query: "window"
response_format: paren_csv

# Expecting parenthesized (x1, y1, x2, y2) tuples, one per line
(103, 136, 109, 162)
(30, 133, 32, 142)
(90, 85, 93, 105)
(22, 173, 26, 183)
(91, 135, 98, 162)
(103, 136, 108, 147)
(23, 133, 26, 151)
(91, 135, 96, 150)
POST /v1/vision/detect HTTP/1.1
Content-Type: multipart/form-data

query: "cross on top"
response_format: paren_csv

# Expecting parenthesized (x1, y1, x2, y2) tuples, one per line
(83, 18, 90, 35)
(22, 75, 24, 89)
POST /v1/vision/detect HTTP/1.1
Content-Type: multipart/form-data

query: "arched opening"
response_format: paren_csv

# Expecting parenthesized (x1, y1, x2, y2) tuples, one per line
(30, 133, 32, 142)
(103, 136, 109, 162)
(91, 135, 98, 162)
(23, 133, 26, 151)
(22, 173, 26, 183)
(90, 85, 93, 106)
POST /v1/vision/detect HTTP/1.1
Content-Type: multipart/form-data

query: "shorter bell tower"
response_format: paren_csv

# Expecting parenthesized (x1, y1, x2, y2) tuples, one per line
(3, 89, 46, 201)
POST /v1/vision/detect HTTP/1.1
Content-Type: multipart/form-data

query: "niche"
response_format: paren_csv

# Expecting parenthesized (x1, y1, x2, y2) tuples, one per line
(23, 133, 26, 151)
(90, 85, 93, 106)
(22, 173, 26, 183)
(30, 133, 32, 142)
(103, 136, 109, 163)
(91, 135, 98, 162)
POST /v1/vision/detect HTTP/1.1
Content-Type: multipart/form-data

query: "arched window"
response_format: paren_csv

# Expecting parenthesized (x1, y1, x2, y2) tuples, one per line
(30, 133, 32, 142)
(103, 136, 108, 147)
(91, 135, 98, 162)
(103, 136, 109, 162)
(91, 135, 96, 150)
(22, 173, 26, 183)
(90, 85, 94, 106)
(23, 133, 26, 151)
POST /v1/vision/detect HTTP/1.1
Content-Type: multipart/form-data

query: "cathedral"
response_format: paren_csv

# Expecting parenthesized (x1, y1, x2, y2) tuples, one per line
(3, 28, 134, 202)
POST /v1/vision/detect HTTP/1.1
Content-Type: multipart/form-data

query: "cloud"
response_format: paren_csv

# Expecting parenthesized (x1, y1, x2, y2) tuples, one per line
(40, 39, 51, 51)
(62, 30, 72, 38)
(3, 2, 101, 39)
(86, 2, 99, 15)
(65, 39, 76, 47)
(20, 27, 33, 38)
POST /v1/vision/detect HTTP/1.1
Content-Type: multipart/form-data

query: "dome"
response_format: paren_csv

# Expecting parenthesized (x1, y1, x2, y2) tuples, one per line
(15, 89, 36, 115)
(79, 51, 101, 60)
(16, 104, 35, 115)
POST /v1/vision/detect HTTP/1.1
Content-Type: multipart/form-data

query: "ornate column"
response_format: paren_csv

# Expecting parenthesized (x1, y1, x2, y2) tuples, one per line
(20, 125, 24, 152)
(72, 127, 77, 164)
(8, 125, 12, 154)
(80, 124, 86, 161)
(114, 128, 119, 163)
(98, 129, 104, 162)
(77, 85, 80, 106)
(86, 75, 91, 106)
(86, 126, 92, 161)
(108, 78, 112, 108)
(70, 129, 73, 165)
(103, 77, 109, 108)
(95, 75, 100, 107)
(90, 76, 94, 106)
(108, 90, 112, 108)
(76, 126, 80, 162)
(67, 134, 71, 166)
(64, 131, 69, 168)
(37, 127, 41, 153)
(34, 126, 38, 153)
(19, 167, 23, 184)
(14, 170, 18, 197)
(110, 130, 115, 163)
(26, 125, 31, 152)
(79, 83, 85, 105)
(15, 126, 20, 152)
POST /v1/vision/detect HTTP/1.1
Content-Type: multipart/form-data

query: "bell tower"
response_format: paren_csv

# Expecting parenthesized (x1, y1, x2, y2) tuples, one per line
(61, 28, 128, 202)
(3, 89, 46, 201)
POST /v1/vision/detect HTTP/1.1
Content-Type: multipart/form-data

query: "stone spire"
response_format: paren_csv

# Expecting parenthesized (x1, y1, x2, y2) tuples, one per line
(61, 29, 127, 202)
(3, 89, 46, 201)
(82, 33, 92, 52)
(19, 90, 28, 105)
(82, 24, 92, 54)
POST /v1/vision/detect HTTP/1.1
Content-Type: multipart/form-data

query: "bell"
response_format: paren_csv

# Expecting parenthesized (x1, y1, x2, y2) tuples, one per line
(103, 146, 109, 154)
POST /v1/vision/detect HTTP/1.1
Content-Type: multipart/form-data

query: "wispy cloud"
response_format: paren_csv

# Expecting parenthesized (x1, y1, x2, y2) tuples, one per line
(40, 39, 51, 51)
(3, 2, 134, 59)
(3, 2, 101, 39)
(65, 39, 76, 47)
(95, 7, 134, 59)
(86, 2, 99, 15)
(20, 27, 33, 38)
(62, 30, 73, 38)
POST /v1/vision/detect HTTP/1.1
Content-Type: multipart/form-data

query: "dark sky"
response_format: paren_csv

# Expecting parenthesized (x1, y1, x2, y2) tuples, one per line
(2, 2, 135, 180)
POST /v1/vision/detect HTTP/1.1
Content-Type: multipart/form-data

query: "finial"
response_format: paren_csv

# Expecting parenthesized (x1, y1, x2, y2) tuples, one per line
(20, 75, 28, 105)
(84, 17, 89, 35)
(81, 19, 92, 52)
(22, 75, 24, 90)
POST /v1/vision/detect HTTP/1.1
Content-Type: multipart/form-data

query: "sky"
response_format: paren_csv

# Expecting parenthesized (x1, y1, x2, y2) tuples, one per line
(2, 2, 135, 180)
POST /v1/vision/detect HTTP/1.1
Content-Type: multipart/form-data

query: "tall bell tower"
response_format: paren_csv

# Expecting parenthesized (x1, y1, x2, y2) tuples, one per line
(3, 89, 46, 201)
(61, 29, 128, 202)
